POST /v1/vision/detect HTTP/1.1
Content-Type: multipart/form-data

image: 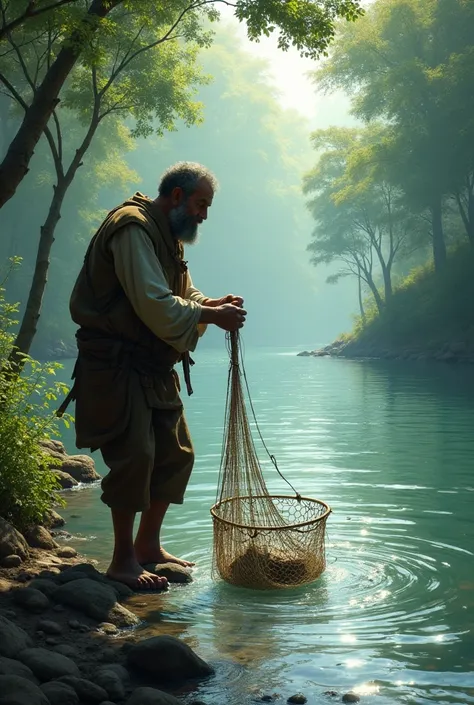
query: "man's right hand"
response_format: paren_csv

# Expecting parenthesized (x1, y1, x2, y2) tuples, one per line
(200, 303, 247, 331)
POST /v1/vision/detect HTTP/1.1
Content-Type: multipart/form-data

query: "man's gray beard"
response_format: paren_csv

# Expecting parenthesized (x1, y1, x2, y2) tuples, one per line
(169, 202, 199, 244)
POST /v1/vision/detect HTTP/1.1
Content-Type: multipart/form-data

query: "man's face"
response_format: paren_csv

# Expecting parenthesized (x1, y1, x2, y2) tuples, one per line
(169, 178, 214, 244)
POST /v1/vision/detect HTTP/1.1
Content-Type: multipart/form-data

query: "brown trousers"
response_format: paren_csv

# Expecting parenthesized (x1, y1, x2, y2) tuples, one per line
(99, 370, 194, 513)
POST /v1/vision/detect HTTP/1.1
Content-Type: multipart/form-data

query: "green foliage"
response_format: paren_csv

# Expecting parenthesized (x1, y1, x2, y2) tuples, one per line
(347, 244, 474, 351)
(0, 259, 70, 531)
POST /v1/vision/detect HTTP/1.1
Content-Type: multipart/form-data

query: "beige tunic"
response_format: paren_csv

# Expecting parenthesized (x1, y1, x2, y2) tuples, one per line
(110, 223, 208, 353)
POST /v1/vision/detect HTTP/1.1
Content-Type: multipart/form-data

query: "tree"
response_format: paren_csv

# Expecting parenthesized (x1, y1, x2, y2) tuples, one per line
(0, 0, 363, 211)
(303, 126, 423, 315)
(0, 0, 80, 41)
(1, 2, 210, 368)
(313, 0, 474, 272)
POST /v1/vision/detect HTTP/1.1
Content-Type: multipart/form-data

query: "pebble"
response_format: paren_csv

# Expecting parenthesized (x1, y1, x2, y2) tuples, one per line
(53, 604, 65, 612)
(342, 694, 360, 704)
(288, 695, 307, 704)
(37, 620, 62, 635)
(98, 622, 118, 635)
(68, 619, 81, 630)
(56, 547, 78, 559)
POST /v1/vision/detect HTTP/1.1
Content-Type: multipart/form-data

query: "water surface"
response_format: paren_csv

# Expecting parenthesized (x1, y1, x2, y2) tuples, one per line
(56, 348, 474, 704)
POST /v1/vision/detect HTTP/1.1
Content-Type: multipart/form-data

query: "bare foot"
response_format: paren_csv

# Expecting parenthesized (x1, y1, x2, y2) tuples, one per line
(135, 544, 195, 568)
(106, 559, 168, 591)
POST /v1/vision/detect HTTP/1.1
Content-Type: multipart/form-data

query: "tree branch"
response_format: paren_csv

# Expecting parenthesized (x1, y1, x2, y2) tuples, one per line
(0, 0, 79, 42)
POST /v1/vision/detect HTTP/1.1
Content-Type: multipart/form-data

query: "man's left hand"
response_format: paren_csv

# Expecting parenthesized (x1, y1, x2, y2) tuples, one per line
(204, 294, 244, 308)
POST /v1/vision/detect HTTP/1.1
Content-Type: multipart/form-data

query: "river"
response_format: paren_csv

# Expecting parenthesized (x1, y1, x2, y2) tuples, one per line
(54, 347, 474, 705)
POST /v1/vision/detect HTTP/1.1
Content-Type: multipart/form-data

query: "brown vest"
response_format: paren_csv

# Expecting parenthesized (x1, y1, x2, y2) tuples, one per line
(69, 191, 187, 367)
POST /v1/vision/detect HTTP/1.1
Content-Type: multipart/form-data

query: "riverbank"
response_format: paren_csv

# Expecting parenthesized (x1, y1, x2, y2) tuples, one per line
(299, 245, 474, 364)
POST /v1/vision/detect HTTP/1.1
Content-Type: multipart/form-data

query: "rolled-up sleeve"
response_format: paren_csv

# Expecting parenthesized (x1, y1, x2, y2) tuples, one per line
(110, 224, 202, 353)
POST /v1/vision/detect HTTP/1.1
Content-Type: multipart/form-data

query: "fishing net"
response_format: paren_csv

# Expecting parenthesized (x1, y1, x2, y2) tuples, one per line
(210, 332, 331, 590)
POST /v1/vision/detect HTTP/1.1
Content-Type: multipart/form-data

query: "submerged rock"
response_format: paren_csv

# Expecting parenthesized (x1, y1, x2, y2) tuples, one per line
(127, 635, 213, 682)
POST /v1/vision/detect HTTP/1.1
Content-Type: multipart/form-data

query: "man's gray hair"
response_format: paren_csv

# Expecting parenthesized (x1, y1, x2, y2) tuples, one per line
(158, 161, 218, 198)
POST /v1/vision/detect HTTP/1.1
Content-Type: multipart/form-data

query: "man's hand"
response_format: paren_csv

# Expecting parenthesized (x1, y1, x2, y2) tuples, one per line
(200, 302, 247, 331)
(203, 294, 244, 308)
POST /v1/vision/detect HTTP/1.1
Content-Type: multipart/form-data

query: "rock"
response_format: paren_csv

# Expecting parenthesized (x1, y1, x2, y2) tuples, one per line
(0, 675, 50, 705)
(29, 579, 59, 599)
(52, 470, 78, 489)
(342, 694, 360, 704)
(17, 647, 80, 682)
(1, 609, 16, 619)
(0, 518, 29, 561)
(40, 681, 79, 705)
(98, 647, 119, 664)
(58, 570, 90, 585)
(100, 663, 130, 685)
(297, 350, 312, 357)
(98, 622, 118, 635)
(1, 555, 22, 568)
(42, 509, 65, 529)
(45, 637, 59, 646)
(127, 636, 214, 682)
(36, 619, 62, 635)
(144, 562, 193, 584)
(0, 616, 32, 658)
(56, 676, 108, 704)
(68, 619, 81, 630)
(0, 657, 37, 683)
(11, 588, 50, 613)
(54, 579, 139, 628)
(288, 695, 307, 704)
(94, 668, 126, 701)
(39, 439, 67, 456)
(55, 546, 78, 559)
(23, 526, 58, 551)
(51, 644, 78, 659)
(126, 687, 182, 705)
(60, 456, 100, 484)
(100, 577, 134, 599)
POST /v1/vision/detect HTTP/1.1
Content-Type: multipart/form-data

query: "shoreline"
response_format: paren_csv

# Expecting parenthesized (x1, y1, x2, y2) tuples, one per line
(297, 339, 474, 364)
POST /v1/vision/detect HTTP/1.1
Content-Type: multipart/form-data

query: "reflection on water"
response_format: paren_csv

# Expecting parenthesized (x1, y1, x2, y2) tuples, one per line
(56, 350, 474, 704)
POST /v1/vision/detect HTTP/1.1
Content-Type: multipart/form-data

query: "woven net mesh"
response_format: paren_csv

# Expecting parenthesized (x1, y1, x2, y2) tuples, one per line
(210, 332, 331, 590)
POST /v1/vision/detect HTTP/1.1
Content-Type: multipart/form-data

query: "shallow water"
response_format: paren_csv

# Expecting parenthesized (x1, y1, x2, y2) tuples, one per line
(56, 347, 474, 704)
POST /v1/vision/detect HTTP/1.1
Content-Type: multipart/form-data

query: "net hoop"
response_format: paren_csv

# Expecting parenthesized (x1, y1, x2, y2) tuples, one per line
(211, 495, 331, 532)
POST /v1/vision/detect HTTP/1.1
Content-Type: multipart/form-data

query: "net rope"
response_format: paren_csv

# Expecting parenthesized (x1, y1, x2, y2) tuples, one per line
(210, 331, 331, 589)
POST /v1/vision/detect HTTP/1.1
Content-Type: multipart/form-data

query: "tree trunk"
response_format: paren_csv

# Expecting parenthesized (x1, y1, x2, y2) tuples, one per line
(365, 275, 384, 315)
(357, 271, 366, 323)
(0, 0, 120, 210)
(8, 178, 68, 370)
(381, 263, 392, 305)
(430, 198, 447, 271)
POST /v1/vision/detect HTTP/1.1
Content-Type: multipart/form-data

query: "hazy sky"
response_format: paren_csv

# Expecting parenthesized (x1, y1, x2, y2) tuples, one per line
(220, 8, 354, 126)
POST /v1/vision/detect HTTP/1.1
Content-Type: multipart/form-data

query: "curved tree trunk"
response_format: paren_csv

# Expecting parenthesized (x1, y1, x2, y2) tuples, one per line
(430, 198, 447, 272)
(0, 0, 120, 210)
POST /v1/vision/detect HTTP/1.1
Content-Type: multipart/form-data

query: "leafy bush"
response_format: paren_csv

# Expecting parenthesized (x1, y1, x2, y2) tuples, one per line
(0, 259, 71, 532)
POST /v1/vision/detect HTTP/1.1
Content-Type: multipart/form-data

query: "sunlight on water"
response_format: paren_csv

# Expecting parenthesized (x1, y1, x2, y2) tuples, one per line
(56, 348, 474, 704)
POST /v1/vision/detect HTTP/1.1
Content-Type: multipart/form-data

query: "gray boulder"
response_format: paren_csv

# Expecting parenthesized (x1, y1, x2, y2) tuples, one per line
(23, 526, 58, 551)
(94, 668, 126, 701)
(0, 518, 29, 560)
(0, 616, 32, 658)
(11, 588, 50, 613)
(56, 676, 108, 704)
(60, 456, 100, 483)
(0, 657, 37, 683)
(127, 636, 213, 682)
(0, 675, 49, 705)
(40, 681, 79, 705)
(126, 687, 182, 705)
(52, 470, 78, 489)
(17, 647, 80, 682)
(54, 578, 139, 627)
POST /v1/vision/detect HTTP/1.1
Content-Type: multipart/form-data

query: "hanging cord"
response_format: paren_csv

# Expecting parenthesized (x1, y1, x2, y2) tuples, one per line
(227, 331, 302, 501)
